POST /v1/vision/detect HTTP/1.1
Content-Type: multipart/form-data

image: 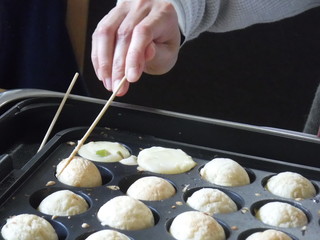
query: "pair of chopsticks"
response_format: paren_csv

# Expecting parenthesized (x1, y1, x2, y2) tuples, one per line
(38, 73, 127, 176)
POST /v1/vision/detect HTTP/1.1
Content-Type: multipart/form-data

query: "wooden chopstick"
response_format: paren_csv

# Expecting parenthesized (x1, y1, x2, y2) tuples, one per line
(38, 72, 79, 152)
(56, 76, 127, 176)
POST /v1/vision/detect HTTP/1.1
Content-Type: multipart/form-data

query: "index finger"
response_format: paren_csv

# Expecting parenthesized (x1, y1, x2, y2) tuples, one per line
(91, 6, 128, 90)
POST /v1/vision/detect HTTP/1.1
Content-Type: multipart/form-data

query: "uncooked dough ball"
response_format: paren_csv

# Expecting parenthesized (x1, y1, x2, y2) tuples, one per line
(78, 141, 130, 162)
(127, 176, 176, 201)
(137, 146, 197, 174)
(85, 229, 130, 240)
(1, 214, 58, 240)
(97, 196, 154, 230)
(186, 188, 237, 215)
(256, 201, 308, 228)
(56, 156, 102, 187)
(38, 190, 89, 216)
(266, 171, 316, 199)
(169, 211, 225, 240)
(200, 158, 250, 186)
(246, 229, 292, 240)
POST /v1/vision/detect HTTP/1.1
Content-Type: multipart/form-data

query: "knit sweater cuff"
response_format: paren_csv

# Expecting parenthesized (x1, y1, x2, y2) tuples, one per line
(163, 0, 220, 41)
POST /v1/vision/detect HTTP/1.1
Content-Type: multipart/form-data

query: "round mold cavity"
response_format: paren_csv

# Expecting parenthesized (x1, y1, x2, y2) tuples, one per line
(118, 173, 177, 197)
(150, 206, 160, 226)
(245, 168, 256, 184)
(97, 165, 114, 185)
(198, 164, 256, 186)
(250, 199, 312, 226)
(261, 174, 274, 189)
(78, 140, 132, 160)
(261, 173, 319, 199)
(54, 163, 113, 187)
(45, 218, 69, 240)
(165, 215, 230, 239)
(237, 228, 298, 240)
(96, 203, 160, 230)
(29, 187, 92, 215)
(81, 139, 132, 150)
(75, 231, 134, 240)
(0, 215, 68, 240)
(74, 231, 95, 240)
(121, 142, 132, 155)
(183, 186, 244, 212)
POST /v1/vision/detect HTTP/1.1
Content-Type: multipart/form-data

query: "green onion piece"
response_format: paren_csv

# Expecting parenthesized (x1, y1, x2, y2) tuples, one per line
(96, 149, 111, 157)
(117, 151, 125, 159)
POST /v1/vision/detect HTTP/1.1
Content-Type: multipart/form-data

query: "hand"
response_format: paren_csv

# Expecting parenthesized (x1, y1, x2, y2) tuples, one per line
(91, 0, 181, 96)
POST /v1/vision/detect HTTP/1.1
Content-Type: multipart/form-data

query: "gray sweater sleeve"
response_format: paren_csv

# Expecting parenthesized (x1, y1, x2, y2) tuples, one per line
(164, 0, 320, 40)
(304, 84, 320, 135)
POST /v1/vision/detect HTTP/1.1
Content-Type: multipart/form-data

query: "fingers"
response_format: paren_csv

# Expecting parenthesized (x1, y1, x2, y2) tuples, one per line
(91, 0, 180, 96)
(91, 5, 128, 91)
(111, 2, 152, 95)
(125, 23, 153, 84)
(126, 2, 180, 80)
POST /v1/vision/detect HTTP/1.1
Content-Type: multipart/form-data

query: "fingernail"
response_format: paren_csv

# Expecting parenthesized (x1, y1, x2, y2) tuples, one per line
(103, 78, 112, 91)
(113, 79, 121, 92)
(98, 69, 103, 81)
(126, 67, 137, 82)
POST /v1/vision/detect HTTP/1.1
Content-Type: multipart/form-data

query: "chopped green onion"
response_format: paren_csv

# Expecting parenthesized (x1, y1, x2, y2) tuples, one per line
(117, 151, 125, 159)
(96, 149, 111, 157)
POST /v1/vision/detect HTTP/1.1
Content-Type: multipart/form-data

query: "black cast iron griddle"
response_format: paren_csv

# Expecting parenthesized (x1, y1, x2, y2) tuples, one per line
(0, 126, 320, 240)
(0, 90, 320, 239)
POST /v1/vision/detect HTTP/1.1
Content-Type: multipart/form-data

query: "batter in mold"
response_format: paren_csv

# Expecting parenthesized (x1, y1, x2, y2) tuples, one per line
(56, 156, 102, 187)
(1, 214, 58, 240)
(200, 158, 250, 187)
(78, 141, 131, 163)
(169, 211, 226, 240)
(245, 229, 292, 240)
(97, 195, 154, 230)
(137, 146, 197, 174)
(38, 190, 89, 216)
(127, 176, 176, 201)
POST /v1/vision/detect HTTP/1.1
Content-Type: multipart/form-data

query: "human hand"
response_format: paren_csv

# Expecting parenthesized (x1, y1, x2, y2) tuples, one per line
(91, 0, 181, 96)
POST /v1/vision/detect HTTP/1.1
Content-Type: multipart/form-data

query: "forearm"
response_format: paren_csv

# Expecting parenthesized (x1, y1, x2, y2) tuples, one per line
(304, 83, 320, 135)
(209, 1, 320, 32)
(159, 0, 320, 41)
(116, 0, 216, 41)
